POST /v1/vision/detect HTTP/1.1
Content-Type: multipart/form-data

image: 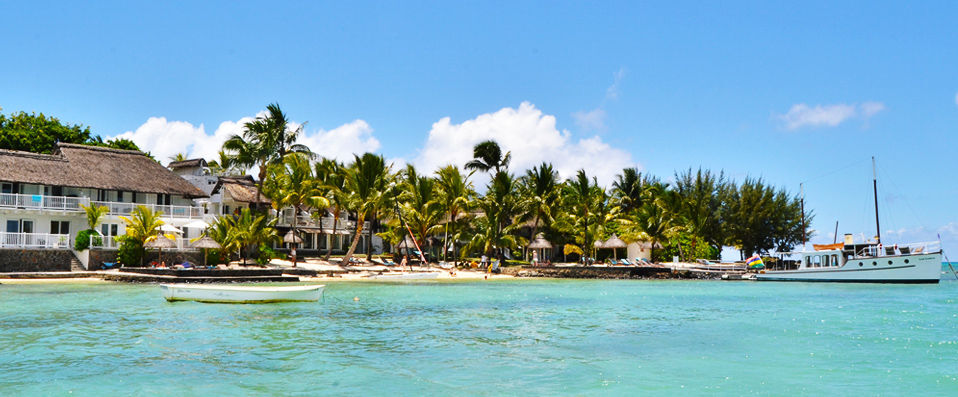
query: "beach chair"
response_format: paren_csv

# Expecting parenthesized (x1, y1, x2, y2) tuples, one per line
(619, 259, 633, 266)
(101, 262, 117, 270)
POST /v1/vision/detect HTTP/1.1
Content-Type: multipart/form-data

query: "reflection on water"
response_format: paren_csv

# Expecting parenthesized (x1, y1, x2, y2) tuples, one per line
(1, 280, 957, 395)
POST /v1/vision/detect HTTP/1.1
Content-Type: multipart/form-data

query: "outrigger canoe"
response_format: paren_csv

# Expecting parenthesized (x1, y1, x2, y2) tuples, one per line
(160, 284, 325, 303)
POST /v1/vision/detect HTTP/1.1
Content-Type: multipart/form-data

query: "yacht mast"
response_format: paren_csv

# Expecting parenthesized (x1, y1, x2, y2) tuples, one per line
(800, 183, 806, 247)
(872, 156, 881, 245)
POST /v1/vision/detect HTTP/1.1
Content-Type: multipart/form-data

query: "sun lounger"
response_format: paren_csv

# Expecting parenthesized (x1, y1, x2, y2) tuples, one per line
(619, 259, 633, 266)
(101, 262, 117, 270)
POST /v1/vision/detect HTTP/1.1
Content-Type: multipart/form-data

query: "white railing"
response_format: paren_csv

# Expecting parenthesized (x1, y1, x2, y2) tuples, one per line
(90, 235, 198, 250)
(0, 232, 71, 248)
(0, 193, 88, 211)
(90, 201, 205, 220)
(277, 213, 358, 230)
(0, 193, 205, 219)
(856, 241, 941, 257)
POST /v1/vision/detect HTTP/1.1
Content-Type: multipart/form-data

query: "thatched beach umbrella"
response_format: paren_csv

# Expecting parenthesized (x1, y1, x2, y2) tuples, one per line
(284, 230, 302, 268)
(190, 236, 221, 268)
(527, 233, 552, 265)
(145, 235, 176, 266)
(604, 234, 627, 260)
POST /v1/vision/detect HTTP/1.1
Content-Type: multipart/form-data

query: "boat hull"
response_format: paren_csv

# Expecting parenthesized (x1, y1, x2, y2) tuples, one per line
(756, 253, 941, 283)
(160, 284, 325, 303)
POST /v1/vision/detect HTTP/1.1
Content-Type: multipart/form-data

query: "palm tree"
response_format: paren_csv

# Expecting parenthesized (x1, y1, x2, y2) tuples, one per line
(435, 165, 473, 262)
(231, 208, 278, 265)
(611, 167, 645, 215)
(465, 171, 520, 260)
(80, 203, 109, 231)
(518, 162, 559, 260)
(315, 158, 348, 261)
(119, 205, 165, 265)
(619, 184, 682, 262)
(341, 153, 393, 265)
(262, 153, 329, 267)
(169, 153, 188, 163)
(208, 150, 241, 176)
(222, 103, 313, 190)
(465, 140, 511, 175)
(398, 165, 445, 260)
(206, 215, 240, 264)
(565, 169, 600, 259)
(120, 205, 164, 244)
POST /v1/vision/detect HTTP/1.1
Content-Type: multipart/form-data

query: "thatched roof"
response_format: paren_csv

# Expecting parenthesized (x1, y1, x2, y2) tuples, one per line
(168, 158, 207, 169)
(211, 176, 270, 204)
(0, 143, 208, 198)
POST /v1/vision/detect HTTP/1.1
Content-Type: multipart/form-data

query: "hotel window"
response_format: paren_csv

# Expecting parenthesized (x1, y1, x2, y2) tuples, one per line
(101, 223, 118, 237)
(50, 221, 70, 235)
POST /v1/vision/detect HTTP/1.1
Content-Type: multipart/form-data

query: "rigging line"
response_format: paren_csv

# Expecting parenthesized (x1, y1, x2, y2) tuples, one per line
(874, 161, 929, 234)
(799, 158, 870, 185)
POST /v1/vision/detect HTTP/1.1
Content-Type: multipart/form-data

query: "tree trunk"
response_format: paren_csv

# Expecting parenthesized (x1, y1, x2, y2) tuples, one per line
(342, 212, 365, 266)
(325, 209, 338, 261)
(527, 212, 540, 262)
(291, 206, 298, 268)
(442, 223, 449, 263)
(365, 214, 374, 261)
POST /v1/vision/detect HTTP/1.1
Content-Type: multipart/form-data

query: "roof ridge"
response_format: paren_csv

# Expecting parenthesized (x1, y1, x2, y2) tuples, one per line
(0, 148, 66, 161)
(56, 142, 146, 156)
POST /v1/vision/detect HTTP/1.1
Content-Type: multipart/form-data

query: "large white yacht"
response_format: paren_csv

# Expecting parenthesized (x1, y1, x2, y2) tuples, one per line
(756, 238, 942, 283)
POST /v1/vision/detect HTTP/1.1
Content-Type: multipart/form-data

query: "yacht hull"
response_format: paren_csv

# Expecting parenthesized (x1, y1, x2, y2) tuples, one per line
(756, 253, 941, 283)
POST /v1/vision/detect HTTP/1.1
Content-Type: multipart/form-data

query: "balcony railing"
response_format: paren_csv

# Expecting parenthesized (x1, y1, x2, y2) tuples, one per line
(90, 235, 198, 250)
(0, 193, 87, 211)
(0, 193, 205, 219)
(276, 213, 369, 231)
(0, 232, 71, 249)
(90, 201, 205, 220)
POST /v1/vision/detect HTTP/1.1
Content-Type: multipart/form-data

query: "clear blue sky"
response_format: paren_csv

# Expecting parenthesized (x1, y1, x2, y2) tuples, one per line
(2, 1, 957, 256)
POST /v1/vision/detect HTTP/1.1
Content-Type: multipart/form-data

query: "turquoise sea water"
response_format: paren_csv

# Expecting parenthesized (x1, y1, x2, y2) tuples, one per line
(2, 274, 957, 395)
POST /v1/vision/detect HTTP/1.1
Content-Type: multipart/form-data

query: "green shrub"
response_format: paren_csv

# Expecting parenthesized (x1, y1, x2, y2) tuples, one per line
(117, 235, 145, 266)
(256, 245, 281, 266)
(73, 229, 102, 251)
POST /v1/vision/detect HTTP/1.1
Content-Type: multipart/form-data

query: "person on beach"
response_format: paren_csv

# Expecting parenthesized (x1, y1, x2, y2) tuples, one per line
(532, 250, 539, 267)
(480, 254, 488, 270)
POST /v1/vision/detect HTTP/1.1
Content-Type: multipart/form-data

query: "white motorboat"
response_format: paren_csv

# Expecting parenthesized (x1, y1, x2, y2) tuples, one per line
(368, 271, 440, 280)
(160, 284, 325, 303)
(756, 241, 942, 283)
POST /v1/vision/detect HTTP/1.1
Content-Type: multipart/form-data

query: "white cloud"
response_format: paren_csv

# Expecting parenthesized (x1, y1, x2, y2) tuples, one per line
(296, 120, 380, 162)
(605, 67, 626, 101)
(860, 101, 886, 118)
(778, 102, 886, 130)
(114, 114, 379, 165)
(414, 102, 638, 186)
(572, 108, 607, 131)
(111, 116, 253, 163)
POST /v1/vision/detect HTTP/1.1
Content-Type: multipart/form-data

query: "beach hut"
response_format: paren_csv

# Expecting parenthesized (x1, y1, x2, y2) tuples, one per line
(603, 234, 627, 261)
(190, 236, 221, 268)
(284, 230, 302, 268)
(145, 235, 177, 266)
(527, 233, 553, 265)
